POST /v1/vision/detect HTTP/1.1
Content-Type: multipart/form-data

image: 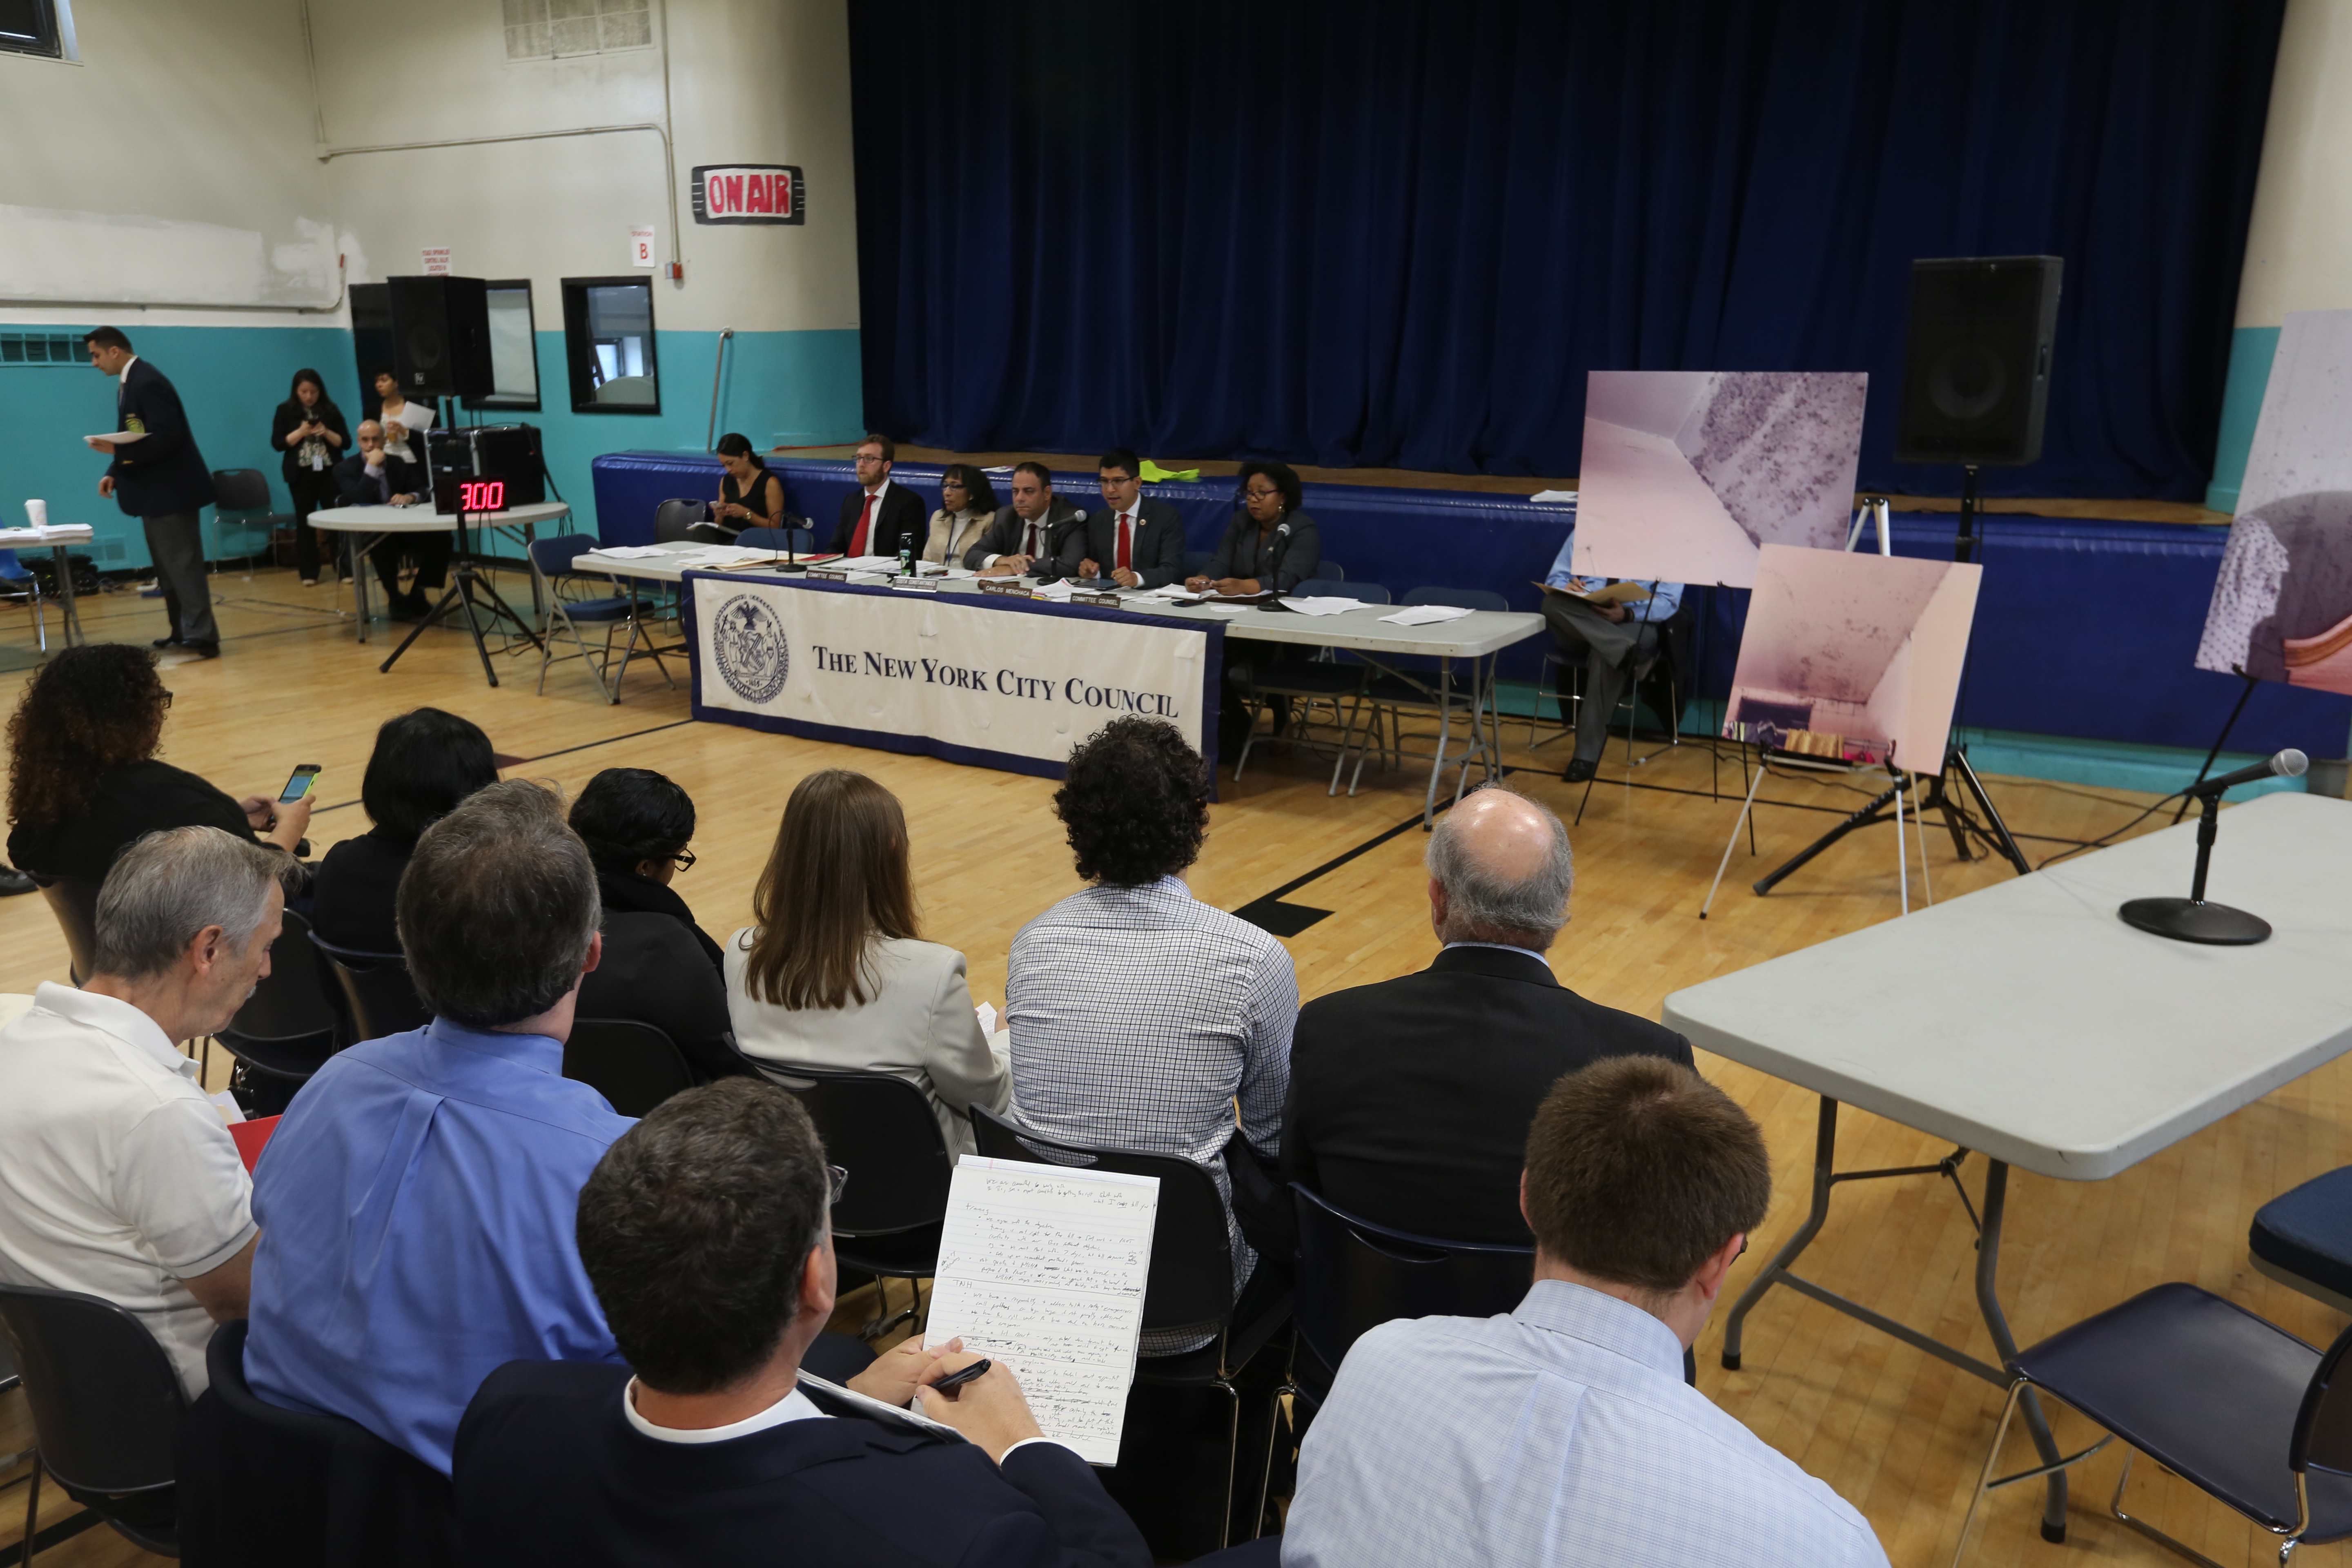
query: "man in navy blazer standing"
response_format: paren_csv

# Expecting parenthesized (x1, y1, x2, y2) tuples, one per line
(452, 1077, 1151, 1568)
(85, 328, 219, 659)
(1078, 448, 1186, 589)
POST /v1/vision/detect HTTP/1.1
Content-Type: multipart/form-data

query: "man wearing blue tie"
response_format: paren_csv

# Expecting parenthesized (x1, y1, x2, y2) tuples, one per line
(85, 328, 220, 659)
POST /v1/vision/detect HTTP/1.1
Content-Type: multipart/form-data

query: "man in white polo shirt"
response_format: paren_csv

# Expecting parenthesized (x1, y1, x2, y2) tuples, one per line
(0, 825, 290, 1398)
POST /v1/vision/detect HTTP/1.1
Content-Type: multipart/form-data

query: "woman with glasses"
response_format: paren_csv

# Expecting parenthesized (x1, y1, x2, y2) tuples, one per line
(920, 463, 998, 567)
(5, 644, 312, 889)
(311, 707, 499, 953)
(726, 768, 1009, 1154)
(1185, 459, 1321, 596)
(567, 767, 748, 1085)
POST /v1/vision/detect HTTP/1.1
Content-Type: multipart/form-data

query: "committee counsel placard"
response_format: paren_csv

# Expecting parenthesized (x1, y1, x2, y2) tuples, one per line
(686, 575, 1221, 777)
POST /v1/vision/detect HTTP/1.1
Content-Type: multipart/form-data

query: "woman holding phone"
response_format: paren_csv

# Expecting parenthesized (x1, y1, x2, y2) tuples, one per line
(4, 645, 312, 888)
(696, 432, 789, 542)
(270, 368, 350, 586)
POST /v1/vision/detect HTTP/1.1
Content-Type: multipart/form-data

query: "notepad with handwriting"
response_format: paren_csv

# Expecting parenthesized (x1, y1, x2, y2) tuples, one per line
(924, 1155, 1158, 1464)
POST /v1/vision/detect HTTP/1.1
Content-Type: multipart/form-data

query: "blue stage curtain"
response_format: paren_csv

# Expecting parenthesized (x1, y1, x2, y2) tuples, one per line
(849, 0, 2281, 501)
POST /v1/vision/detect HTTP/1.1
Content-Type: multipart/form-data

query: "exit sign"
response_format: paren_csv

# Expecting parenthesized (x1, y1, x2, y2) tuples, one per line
(691, 165, 805, 225)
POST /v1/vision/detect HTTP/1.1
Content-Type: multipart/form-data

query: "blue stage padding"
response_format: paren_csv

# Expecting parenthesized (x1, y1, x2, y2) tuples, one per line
(589, 451, 2352, 760)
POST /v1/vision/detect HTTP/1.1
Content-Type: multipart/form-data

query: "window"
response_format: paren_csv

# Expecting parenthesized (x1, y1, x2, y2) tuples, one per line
(463, 280, 541, 412)
(502, 0, 649, 61)
(0, 0, 68, 59)
(560, 276, 660, 414)
(0, 332, 86, 366)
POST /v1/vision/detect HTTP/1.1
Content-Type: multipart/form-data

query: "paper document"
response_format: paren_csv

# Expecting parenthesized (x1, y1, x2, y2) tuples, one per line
(1029, 579, 1078, 601)
(0, 525, 94, 544)
(1530, 488, 1578, 505)
(925, 1155, 1159, 1464)
(975, 1001, 998, 1036)
(838, 554, 908, 572)
(83, 431, 148, 447)
(1536, 579, 1651, 607)
(1380, 604, 1476, 626)
(1282, 596, 1370, 617)
(592, 544, 669, 559)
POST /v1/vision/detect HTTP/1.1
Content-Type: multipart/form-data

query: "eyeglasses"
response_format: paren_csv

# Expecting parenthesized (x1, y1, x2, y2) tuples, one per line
(668, 849, 697, 873)
(159, 690, 174, 709)
(1243, 487, 1281, 501)
(827, 1164, 849, 1205)
(853, 453, 887, 465)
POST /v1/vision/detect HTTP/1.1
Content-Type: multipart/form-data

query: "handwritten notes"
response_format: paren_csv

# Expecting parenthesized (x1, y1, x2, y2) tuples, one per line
(925, 1155, 1158, 1464)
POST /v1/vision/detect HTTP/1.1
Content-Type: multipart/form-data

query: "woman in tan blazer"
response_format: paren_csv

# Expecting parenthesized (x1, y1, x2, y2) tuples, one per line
(919, 463, 999, 567)
(725, 768, 1009, 1154)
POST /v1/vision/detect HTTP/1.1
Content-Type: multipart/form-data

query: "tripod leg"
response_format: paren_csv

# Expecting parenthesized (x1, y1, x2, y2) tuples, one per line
(1701, 762, 1769, 918)
(1752, 781, 1901, 897)
(378, 578, 466, 675)
(456, 571, 502, 688)
(1950, 746, 2029, 875)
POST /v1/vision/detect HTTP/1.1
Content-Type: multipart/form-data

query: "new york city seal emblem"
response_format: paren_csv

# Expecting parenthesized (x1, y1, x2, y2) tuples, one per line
(712, 592, 790, 703)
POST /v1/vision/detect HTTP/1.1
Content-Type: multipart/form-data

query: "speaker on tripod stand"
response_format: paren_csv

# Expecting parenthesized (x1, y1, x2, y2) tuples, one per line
(389, 276, 495, 399)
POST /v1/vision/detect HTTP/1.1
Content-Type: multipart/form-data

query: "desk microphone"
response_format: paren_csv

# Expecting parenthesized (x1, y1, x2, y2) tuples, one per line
(2187, 749, 2305, 799)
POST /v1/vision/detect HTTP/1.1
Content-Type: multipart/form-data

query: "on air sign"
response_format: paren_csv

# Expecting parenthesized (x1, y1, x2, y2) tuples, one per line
(691, 165, 805, 225)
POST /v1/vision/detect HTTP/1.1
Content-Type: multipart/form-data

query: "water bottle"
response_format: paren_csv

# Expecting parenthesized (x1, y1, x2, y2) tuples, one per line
(898, 543, 913, 577)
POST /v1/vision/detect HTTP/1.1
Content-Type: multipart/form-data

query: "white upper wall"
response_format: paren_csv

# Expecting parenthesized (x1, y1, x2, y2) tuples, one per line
(2235, 0, 2352, 324)
(0, 0, 859, 335)
(0, 0, 341, 321)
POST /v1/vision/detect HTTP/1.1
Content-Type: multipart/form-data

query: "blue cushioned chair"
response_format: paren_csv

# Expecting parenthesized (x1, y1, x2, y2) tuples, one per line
(1951, 1282, 2352, 1567)
(527, 534, 673, 704)
(2251, 1167, 2352, 1314)
(0, 547, 50, 653)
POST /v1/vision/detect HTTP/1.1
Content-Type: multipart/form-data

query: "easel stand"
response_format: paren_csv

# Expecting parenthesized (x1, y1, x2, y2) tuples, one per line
(1744, 466, 2031, 898)
(378, 508, 544, 687)
(2174, 667, 2258, 823)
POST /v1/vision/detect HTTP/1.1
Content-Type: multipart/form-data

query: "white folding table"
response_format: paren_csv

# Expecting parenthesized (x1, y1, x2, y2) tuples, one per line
(308, 501, 569, 644)
(1662, 791, 2352, 1539)
(0, 523, 92, 649)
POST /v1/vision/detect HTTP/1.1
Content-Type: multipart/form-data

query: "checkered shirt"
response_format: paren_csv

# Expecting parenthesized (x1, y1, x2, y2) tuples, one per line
(1006, 875, 1295, 1353)
(1284, 1278, 1891, 1568)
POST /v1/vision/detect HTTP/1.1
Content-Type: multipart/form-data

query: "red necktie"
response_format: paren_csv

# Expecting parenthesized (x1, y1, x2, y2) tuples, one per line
(1116, 512, 1133, 572)
(851, 492, 875, 557)
(1025, 520, 1040, 557)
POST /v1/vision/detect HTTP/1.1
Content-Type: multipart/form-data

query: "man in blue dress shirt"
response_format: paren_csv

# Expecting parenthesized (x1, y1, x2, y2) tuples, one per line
(1542, 526, 1684, 783)
(243, 779, 634, 1474)
(1284, 1056, 1891, 1568)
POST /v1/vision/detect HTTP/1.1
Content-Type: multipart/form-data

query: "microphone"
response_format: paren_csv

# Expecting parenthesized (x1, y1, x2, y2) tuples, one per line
(2187, 748, 2306, 799)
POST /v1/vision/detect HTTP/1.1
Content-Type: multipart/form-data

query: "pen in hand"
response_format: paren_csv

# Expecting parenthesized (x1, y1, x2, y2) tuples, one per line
(929, 1358, 991, 1400)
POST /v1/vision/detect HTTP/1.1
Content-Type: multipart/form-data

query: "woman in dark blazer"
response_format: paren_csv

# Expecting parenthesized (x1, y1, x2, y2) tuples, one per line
(310, 708, 499, 954)
(1187, 460, 1321, 595)
(567, 768, 745, 1084)
(270, 368, 352, 586)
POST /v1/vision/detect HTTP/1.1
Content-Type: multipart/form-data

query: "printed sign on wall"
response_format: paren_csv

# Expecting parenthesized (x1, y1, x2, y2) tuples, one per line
(420, 247, 452, 276)
(629, 225, 656, 268)
(691, 165, 805, 225)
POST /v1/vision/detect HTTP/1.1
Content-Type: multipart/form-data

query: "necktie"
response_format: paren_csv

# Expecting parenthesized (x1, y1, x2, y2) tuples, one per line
(1116, 512, 1133, 572)
(1024, 520, 1039, 557)
(851, 492, 875, 557)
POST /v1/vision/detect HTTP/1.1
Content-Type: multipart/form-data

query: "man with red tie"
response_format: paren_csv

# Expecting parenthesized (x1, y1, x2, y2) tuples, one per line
(831, 434, 926, 560)
(969, 462, 1085, 577)
(1078, 449, 1186, 589)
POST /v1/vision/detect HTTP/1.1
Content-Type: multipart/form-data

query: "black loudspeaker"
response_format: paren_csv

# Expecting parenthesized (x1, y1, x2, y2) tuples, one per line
(388, 276, 493, 399)
(1893, 256, 2063, 468)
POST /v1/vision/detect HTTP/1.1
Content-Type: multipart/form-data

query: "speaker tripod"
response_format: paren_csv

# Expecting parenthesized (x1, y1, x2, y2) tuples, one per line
(1748, 464, 2031, 896)
(378, 510, 543, 687)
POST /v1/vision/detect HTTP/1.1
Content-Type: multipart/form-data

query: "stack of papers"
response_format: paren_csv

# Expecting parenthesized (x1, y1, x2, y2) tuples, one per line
(590, 544, 670, 559)
(1139, 582, 1197, 599)
(1029, 579, 1078, 601)
(1380, 604, 1477, 626)
(1282, 597, 1371, 617)
(837, 554, 909, 572)
(0, 524, 94, 543)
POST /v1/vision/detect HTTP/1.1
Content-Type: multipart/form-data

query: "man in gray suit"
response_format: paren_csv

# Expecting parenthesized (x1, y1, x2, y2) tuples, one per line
(965, 461, 1085, 577)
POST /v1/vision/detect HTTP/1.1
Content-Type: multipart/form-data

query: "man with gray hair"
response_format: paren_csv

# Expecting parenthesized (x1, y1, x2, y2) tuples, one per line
(0, 826, 292, 1396)
(242, 780, 635, 1474)
(1280, 784, 1693, 1246)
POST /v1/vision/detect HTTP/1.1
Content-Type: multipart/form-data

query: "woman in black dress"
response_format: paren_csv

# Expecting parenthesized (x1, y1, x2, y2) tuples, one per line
(698, 432, 790, 542)
(309, 708, 500, 954)
(271, 368, 351, 586)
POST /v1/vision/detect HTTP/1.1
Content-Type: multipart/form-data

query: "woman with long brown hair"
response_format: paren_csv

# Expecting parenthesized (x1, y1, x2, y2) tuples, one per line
(724, 769, 1007, 1153)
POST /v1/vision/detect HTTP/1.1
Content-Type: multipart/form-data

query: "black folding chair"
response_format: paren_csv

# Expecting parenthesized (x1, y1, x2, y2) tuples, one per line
(217, 908, 342, 1111)
(1952, 1281, 2352, 1567)
(178, 1319, 458, 1567)
(757, 1063, 953, 1339)
(653, 498, 706, 542)
(30, 874, 98, 987)
(562, 1018, 697, 1116)
(972, 1105, 1292, 1549)
(0, 1283, 185, 1561)
(307, 933, 431, 1041)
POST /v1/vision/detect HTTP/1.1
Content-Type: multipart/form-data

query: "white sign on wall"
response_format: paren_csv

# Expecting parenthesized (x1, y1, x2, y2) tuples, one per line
(419, 247, 451, 276)
(690, 577, 1216, 771)
(628, 226, 656, 269)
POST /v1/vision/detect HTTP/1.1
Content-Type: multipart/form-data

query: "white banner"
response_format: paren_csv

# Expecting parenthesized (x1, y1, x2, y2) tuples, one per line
(689, 577, 1217, 771)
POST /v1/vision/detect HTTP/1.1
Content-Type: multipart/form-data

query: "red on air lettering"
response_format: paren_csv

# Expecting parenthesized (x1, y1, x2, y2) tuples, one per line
(776, 174, 794, 216)
(747, 175, 771, 214)
(722, 175, 744, 213)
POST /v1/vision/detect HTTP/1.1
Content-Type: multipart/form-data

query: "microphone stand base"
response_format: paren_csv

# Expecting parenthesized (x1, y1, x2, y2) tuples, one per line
(768, 561, 808, 573)
(2118, 897, 2272, 946)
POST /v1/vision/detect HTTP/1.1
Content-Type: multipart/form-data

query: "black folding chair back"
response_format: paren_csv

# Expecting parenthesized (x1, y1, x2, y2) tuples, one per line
(653, 498, 707, 541)
(33, 874, 99, 986)
(1290, 1183, 1532, 1388)
(563, 1018, 697, 1116)
(308, 933, 431, 1041)
(218, 907, 342, 1083)
(0, 1282, 185, 1558)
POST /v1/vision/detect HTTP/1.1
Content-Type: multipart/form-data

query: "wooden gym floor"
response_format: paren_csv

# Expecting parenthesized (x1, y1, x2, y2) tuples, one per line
(0, 563, 2338, 1567)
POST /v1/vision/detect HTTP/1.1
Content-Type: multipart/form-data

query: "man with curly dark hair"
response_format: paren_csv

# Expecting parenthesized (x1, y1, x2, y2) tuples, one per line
(1005, 716, 1296, 1355)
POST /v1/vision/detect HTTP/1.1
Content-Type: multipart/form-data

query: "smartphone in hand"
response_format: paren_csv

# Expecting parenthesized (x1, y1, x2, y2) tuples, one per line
(278, 764, 323, 804)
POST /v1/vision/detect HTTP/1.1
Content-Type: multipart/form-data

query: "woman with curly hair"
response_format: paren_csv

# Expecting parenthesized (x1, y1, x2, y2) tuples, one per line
(4, 644, 310, 885)
(1003, 715, 1298, 1353)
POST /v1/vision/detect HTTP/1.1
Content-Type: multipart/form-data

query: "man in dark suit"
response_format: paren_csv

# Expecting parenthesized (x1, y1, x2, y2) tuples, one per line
(452, 1078, 1149, 1568)
(1281, 785, 1694, 1244)
(831, 432, 926, 560)
(967, 461, 1085, 577)
(1078, 448, 1185, 589)
(332, 421, 450, 621)
(85, 328, 220, 659)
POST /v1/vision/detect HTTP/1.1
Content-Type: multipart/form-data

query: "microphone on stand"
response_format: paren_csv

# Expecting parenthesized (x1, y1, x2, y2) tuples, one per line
(2119, 748, 2305, 947)
(1263, 522, 1293, 605)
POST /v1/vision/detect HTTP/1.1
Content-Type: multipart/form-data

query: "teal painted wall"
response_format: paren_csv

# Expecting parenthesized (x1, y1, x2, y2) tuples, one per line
(2203, 324, 2281, 514)
(0, 323, 863, 568)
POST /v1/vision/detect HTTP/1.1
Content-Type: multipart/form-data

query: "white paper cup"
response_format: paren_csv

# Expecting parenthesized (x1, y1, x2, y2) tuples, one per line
(24, 500, 47, 528)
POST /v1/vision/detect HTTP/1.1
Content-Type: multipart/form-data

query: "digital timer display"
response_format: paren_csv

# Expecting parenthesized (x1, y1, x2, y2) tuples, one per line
(457, 479, 505, 513)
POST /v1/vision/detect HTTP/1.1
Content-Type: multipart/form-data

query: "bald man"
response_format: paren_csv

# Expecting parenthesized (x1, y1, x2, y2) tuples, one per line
(1279, 786, 1693, 1246)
